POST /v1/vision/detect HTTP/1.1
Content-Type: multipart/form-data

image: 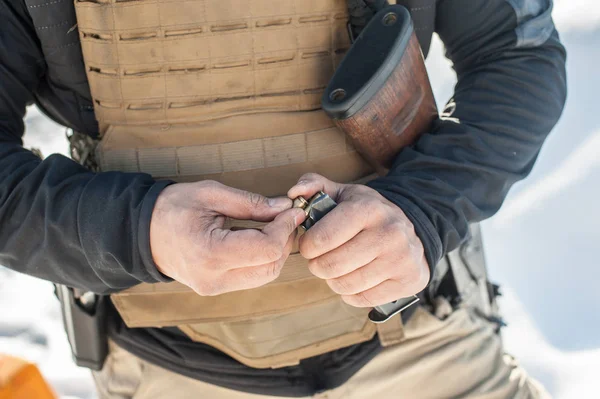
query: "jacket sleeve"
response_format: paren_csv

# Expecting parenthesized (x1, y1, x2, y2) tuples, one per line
(0, 0, 172, 294)
(367, 0, 567, 273)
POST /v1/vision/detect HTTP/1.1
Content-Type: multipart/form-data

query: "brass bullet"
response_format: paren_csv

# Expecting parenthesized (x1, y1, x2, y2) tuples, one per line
(292, 196, 310, 216)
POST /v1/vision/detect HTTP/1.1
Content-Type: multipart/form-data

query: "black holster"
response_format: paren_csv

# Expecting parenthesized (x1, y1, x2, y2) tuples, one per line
(55, 284, 109, 370)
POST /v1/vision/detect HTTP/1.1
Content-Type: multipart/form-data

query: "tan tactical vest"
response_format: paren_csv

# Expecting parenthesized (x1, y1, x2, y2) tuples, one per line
(74, 0, 404, 368)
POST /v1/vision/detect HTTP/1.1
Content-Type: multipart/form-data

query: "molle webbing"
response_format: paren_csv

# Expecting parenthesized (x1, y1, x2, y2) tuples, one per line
(75, 0, 351, 125)
(97, 110, 373, 196)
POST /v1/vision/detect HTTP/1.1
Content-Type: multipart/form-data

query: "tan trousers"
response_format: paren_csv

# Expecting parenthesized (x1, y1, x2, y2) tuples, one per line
(93, 306, 550, 399)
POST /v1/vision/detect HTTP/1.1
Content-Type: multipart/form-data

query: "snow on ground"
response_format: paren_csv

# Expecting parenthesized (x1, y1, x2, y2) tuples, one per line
(1, 2, 599, 398)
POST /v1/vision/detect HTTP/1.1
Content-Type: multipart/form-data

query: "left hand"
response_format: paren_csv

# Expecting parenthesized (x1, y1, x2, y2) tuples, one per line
(288, 173, 430, 308)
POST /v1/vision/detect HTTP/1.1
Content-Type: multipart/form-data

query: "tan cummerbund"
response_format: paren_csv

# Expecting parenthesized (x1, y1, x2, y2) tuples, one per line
(112, 251, 379, 368)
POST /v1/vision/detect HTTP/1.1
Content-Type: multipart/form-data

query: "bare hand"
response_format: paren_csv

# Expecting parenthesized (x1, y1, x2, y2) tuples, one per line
(288, 174, 429, 308)
(150, 181, 306, 296)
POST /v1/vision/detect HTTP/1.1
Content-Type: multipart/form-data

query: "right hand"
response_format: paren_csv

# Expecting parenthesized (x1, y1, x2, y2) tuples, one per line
(149, 181, 306, 296)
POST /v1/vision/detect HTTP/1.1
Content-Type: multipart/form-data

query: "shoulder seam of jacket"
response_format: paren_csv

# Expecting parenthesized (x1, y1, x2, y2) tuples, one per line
(504, 0, 556, 48)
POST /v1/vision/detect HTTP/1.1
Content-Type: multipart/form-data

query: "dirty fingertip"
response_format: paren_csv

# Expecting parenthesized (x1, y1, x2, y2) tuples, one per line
(288, 181, 315, 199)
(268, 197, 292, 210)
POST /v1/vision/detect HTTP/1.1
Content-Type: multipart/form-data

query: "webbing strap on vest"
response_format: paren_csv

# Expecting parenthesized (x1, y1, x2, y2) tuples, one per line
(375, 314, 405, 346)
(346, 0, 388, 38)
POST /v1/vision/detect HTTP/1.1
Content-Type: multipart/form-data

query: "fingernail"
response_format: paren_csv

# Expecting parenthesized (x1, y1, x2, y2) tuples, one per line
(268, 197, 292, 209)
(294, 207, 308, 223)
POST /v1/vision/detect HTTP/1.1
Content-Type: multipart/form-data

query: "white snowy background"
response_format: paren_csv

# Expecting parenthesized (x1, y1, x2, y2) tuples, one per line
(1, 1, 599, 398)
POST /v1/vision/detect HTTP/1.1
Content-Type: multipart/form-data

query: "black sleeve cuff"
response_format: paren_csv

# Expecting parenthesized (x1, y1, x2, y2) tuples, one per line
(77, 171, 177, 292)
(138, 179, 176, 283)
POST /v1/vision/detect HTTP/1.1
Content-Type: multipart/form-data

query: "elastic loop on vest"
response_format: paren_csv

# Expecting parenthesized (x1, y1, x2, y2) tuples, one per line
(376, 314, 405, 346)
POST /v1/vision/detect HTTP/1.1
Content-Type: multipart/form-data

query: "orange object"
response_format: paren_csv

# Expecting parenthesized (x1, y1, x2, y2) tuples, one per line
(0, 355, 56, 399)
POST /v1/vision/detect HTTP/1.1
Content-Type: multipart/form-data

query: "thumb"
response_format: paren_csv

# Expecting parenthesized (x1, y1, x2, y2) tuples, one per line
(204, 183, 292, 222)
(287, 173, 346, 202)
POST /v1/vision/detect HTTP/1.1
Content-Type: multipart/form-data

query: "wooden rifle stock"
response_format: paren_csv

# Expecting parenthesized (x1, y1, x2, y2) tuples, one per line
(322, 5, 437, 322)
(322, 5, 438, 175)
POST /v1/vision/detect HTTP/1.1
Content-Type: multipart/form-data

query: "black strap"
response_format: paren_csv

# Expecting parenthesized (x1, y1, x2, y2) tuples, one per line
(298, 356, 328, 393)
(347, 0, 389, 39)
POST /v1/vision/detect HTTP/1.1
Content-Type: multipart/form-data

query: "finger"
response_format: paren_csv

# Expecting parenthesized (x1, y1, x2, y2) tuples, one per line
(287, 173, 345, 202)
(225, 224, 297, 271)
(217, 233, 295, 293)
(341, 280, 413, 308)
(307, 231, 379, 279)
(204, 182, 292, 222)
(261, 207, 306, 247)
(299, 201, 367, 259)
(210, 208, 305, 267)
(326, 258, 389, 296)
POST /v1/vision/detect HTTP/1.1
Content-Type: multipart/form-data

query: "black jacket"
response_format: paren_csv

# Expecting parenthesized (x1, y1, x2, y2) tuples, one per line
(0, 0, 566, 396)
